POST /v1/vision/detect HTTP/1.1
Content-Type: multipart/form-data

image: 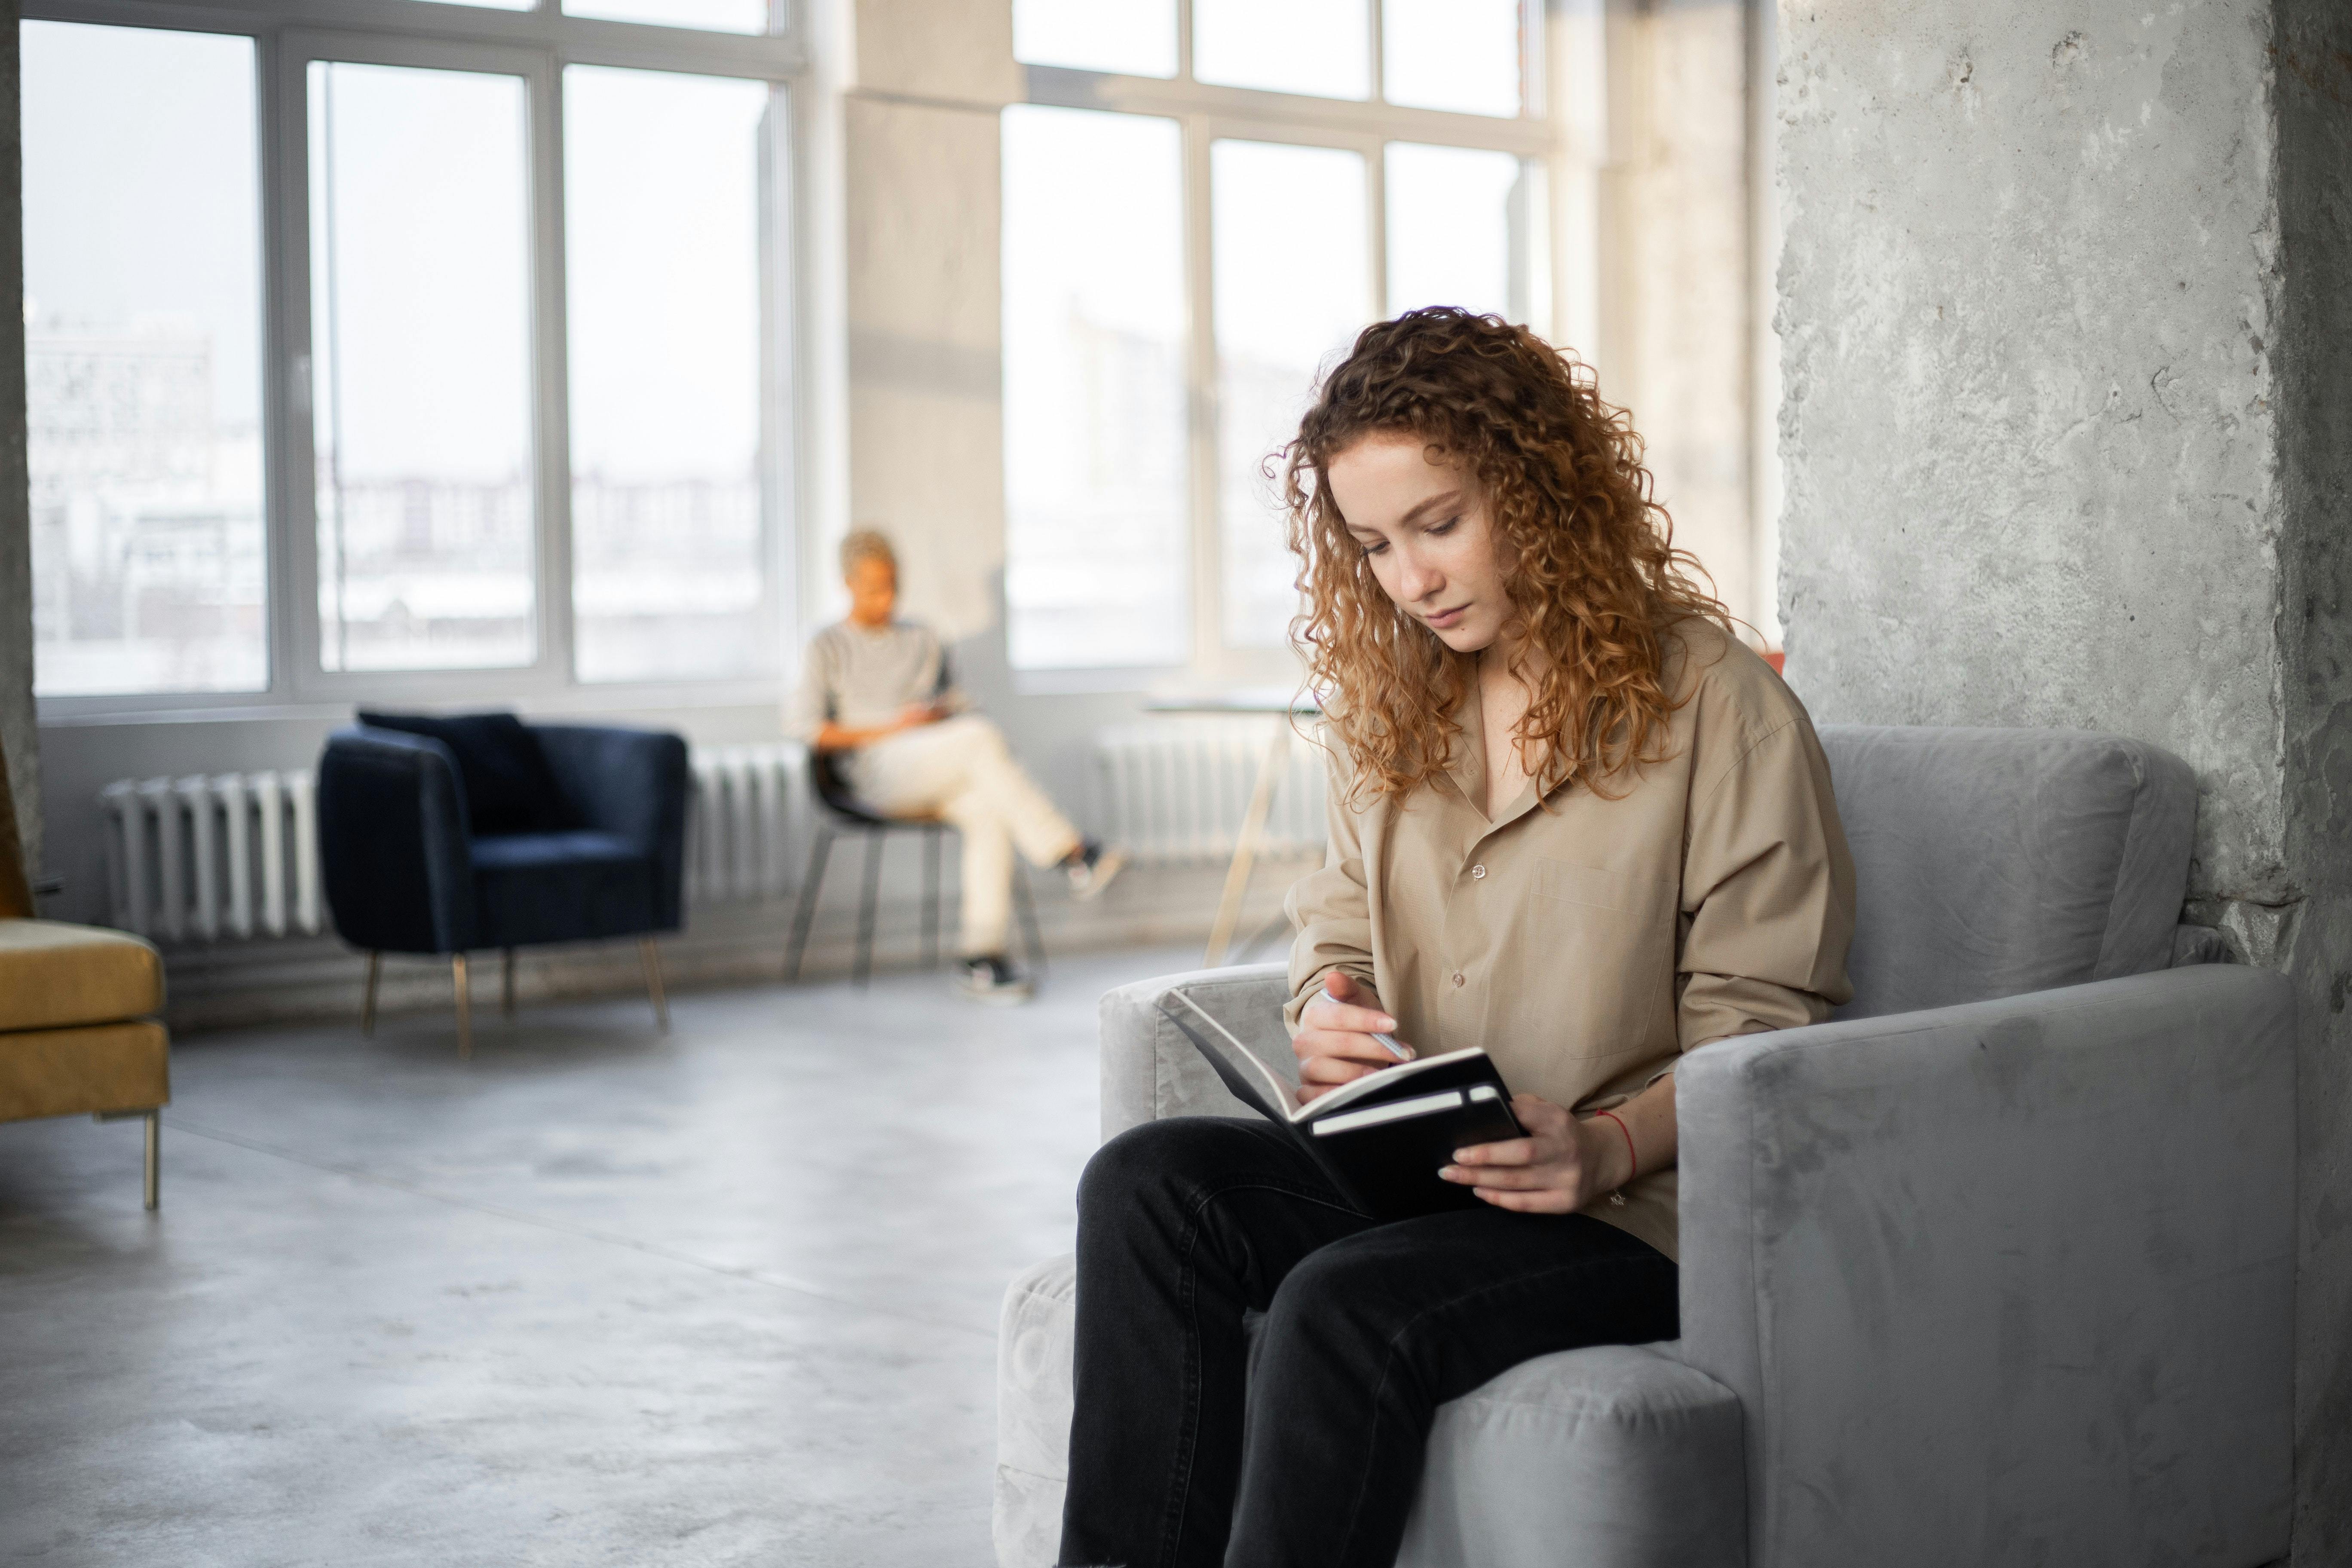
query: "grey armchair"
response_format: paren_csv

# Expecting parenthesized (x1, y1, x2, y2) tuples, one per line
(995, 726, 2294, 1568)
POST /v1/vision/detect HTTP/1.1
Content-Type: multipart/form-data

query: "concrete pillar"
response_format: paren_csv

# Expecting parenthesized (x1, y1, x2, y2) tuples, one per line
(0, 2, 38, 878)
(1776, 0, 2352, 1552)
(828, 0, 1017, 641)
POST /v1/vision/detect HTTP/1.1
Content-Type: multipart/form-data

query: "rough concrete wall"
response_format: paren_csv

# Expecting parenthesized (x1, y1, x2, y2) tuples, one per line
(0, 5, 36, 880)
(1779, 0, 2352, 1550)
(842, 0, 1016, 642)
(2274, 3, 2352, 1555)
(1599, 0, 1759, 631)
(1779, 0, 2284, 907)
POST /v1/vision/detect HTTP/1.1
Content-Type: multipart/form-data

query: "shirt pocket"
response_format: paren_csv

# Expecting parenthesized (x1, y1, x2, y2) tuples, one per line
(1529, 859, 1679, 1054)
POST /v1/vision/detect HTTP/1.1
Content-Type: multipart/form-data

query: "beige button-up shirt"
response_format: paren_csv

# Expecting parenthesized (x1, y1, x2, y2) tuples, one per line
(1283, 621, 1856, 1261)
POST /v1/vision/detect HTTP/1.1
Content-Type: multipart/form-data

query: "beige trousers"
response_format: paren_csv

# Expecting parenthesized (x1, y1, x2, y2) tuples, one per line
(846, 715, 1082, 957)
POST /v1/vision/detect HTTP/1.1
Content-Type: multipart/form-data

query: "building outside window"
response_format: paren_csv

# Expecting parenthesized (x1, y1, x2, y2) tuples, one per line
(24, 22, 268, 695)
(1003, 0, 1552, 683)
(22, 0, 802, 711)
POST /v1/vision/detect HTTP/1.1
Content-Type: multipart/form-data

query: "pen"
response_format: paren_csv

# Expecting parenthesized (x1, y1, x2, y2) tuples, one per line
(1370, 1032, 1412, 1063)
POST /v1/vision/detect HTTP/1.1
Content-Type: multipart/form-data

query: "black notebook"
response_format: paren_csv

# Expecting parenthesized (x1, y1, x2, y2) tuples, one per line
(1157, 990, 1523, 1220)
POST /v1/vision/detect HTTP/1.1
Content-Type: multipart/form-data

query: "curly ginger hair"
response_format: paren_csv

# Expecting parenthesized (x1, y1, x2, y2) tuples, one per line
(1281, 308, 1730, 803)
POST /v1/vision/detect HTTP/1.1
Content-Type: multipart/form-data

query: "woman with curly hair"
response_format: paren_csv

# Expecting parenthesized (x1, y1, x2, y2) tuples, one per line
(1058, 308, 1856, 1568)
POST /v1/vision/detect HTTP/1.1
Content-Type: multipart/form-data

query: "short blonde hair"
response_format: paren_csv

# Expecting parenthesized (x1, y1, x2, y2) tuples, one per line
(840, 528, 897, 578)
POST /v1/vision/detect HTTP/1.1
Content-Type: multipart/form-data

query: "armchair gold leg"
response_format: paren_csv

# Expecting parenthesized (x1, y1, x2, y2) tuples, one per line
(453, 953, 473, 1061)
(502, 948, 517, 1017)
(640, 937, 669, 1035)
(361, 951, 381, 1037)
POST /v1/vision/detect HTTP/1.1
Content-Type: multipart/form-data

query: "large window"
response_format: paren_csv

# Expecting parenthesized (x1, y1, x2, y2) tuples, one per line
(1001, 106, 1189, 671)
(563, 65, 776, 683)
(309, 60, 536, 672)
(1212, 139, 1368, 651)
(24, 22, 267, 695)
(1004, 0, 1548, 679)
(25, 3, 799, 707)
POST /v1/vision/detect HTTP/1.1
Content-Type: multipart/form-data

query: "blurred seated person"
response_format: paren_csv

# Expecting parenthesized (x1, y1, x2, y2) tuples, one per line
(788, 529, 1124, 1003)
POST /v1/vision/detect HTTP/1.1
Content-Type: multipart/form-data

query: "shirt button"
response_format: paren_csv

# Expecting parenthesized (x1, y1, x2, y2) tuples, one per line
(1470, 864, 1487, 880)
(1452, 972, 1466, 988)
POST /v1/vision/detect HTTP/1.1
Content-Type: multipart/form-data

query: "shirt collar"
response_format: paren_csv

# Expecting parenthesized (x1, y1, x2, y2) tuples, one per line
(1440, 677, 1571, 832)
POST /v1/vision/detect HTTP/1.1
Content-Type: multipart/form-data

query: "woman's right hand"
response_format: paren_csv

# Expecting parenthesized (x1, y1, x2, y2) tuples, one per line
(1294, 970, 1412, 1103)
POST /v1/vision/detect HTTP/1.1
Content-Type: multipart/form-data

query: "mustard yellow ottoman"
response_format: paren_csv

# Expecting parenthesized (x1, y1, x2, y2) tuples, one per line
(0, 919, 169, 1207)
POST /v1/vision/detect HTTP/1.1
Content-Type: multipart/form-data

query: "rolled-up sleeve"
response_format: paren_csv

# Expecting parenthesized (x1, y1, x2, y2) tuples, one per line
(1675, 715, 1856, 1054)
(1284, 745, 1378, 1034)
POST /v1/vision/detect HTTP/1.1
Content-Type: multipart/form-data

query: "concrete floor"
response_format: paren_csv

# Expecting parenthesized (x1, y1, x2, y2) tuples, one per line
(0, 943, 1198, 1567)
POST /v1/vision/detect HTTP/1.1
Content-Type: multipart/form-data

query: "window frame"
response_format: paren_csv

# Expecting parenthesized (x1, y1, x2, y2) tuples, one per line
(1010, 0, 1557, 690)
(25, 0, 809, 721)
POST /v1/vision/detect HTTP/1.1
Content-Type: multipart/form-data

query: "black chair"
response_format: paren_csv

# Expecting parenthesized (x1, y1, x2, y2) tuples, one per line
(783, 748, 1044, 987)
(318, 711, 689, 1057)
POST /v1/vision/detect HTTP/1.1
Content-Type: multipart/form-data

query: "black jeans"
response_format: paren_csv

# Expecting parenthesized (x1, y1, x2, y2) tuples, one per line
(1059, 1116, 1680, 1568)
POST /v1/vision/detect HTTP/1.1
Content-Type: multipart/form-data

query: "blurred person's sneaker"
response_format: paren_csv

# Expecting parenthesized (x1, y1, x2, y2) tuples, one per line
(1063, 840, 1128, 901)
(957, 954, 1032, 1005)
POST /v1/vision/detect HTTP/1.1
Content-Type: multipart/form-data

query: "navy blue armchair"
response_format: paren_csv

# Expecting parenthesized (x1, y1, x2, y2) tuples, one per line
(318, 712, 690, 1056)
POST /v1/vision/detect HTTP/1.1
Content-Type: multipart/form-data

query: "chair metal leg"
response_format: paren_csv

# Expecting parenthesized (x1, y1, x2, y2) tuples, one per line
(784, 826, 836, 982)
(1012, 865, 1047, 983)
(922, 825, 943, 969)
(453, 953, 473, 1061)
(854, 829, 884, 989)
(502, 948, 517, 1017)
(640, 937, 669, 1034)
(101, 1108, 162, 1210)
(360, 951, 381, 1037)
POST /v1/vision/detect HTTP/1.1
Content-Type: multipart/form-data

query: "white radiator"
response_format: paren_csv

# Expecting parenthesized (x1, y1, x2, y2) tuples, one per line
(684, 743, 813, 906)
(1093, 718, 1327, 868)
(101, 772, 324, 942)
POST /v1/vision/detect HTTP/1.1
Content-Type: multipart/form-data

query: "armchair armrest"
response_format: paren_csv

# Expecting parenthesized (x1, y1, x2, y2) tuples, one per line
(1678, 964, 2295, 1568)
(1098, 963, 1293, 1142)
(317, 728, 476, 954)
(531, 725, 690, 929)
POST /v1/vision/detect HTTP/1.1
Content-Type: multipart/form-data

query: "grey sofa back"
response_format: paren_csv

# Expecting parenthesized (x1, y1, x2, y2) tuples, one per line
(1820, 726, 2197, 1020)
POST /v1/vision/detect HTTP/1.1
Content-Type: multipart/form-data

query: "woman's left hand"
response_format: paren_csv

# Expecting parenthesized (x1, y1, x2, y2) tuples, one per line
(1440, 1095, 1630, 1213)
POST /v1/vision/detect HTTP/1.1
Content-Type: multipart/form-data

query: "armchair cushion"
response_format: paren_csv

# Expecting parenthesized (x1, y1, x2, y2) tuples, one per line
(530, 725, 691, 930)
(1819, 726, 2196, 1019)
(356, 710, 573, 835)
(0, 1020, 169, 1123)
(472, 831, 655, 949)
(993, 1250, 1744, 1568)
(1398, 1342, 1743, 1568)
(0, 920, 162, 1032)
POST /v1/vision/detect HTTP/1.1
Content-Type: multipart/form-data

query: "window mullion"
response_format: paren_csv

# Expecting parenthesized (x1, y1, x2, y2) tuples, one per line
(271, 27, 330, 701)
(530, 53, 575, 686)
(1182, 110, 1221, 679)
(252, 23, 297, 701)
(761, 81, 799, 677)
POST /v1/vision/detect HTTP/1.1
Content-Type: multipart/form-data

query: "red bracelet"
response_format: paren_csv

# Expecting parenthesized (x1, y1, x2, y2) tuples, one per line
(1596, 1109, 1638, 1180)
